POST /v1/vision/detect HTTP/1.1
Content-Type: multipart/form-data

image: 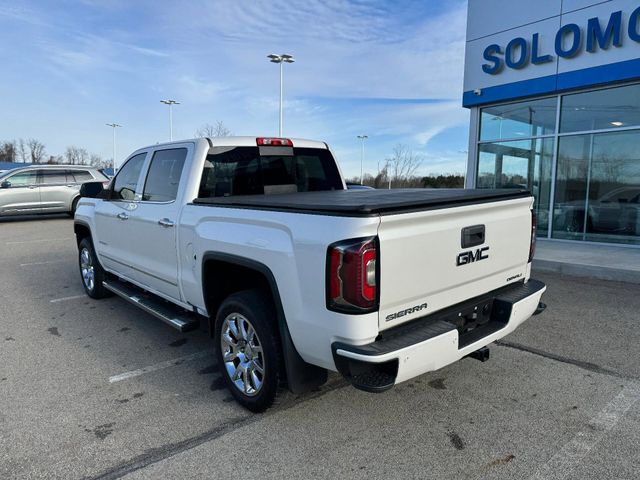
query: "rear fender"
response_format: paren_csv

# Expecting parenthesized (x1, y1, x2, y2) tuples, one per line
(201, 252, 327, 393)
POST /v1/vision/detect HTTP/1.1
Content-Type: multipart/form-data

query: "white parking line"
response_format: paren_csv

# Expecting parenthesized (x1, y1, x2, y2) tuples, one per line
(21, 260, 67, 267)
(529, 382, 640, 480)
(5, 237, 73, 245)
(108, 351, 212, 383)
(50, 294, 86, 303)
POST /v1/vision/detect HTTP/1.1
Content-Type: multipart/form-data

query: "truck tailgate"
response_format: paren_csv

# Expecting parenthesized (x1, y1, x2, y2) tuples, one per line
(377, 196, 533, 330)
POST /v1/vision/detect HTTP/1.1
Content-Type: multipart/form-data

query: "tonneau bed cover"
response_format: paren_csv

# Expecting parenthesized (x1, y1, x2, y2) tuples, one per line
(192, 188, 531, 216)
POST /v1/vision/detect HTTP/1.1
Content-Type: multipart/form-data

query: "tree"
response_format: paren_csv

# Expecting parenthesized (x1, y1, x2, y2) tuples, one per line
(422, 174, 465, 188)
(46, 155, 63, 164)
(195, 121, 232, 138)
(90, 153, 110, 169)
(0, 141, 16, 162)
(65, 146, 89, 165)
(18, 139, 28, 163)
(373, 162, 390, 189)
(27, 138, 46, 164)
(385, 144, 424, 187)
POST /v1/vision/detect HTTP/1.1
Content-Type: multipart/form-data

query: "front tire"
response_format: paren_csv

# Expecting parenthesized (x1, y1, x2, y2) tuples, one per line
(215, 289, 282, 412)
(68, 197, 79, 217)
(78, 237, 111, 299)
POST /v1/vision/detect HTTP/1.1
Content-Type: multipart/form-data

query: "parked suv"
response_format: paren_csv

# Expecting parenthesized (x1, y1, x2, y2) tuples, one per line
(0, 165, 109, 216)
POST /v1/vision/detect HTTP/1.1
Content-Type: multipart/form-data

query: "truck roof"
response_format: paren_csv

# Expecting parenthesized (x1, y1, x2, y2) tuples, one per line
(141, 137, 329, 150)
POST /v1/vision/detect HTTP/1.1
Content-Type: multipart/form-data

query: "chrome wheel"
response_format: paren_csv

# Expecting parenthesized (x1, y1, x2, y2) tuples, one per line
(80, 247, 95, 292)
(220, 313, 265, 396)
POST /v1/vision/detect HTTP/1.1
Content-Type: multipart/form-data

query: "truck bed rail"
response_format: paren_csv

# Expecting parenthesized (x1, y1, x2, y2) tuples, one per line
(192, 188, 531, 217)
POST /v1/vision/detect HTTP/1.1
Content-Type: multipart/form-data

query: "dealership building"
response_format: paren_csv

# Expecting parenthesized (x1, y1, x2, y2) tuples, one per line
(464, 0, 640, 247)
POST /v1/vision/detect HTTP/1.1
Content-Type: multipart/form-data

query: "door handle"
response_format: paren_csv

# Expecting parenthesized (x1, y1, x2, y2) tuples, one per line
(117, 212, 129, 220)
(158, 218, 175, 228)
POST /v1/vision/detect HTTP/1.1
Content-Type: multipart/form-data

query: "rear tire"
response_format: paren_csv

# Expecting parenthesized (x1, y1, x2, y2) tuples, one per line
(215, 289, 282, 412)
(78, 237, 112, 299)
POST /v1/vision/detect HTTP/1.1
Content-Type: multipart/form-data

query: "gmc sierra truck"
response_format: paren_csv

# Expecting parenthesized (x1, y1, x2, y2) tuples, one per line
(74, 136, 546, 412)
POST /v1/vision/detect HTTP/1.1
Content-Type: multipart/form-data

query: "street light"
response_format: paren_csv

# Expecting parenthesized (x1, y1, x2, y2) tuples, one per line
(357, 135, 368, 185)
(105, 123, 122, 171)
(160, 99, 180, 141)
(267, 54, 295, 136)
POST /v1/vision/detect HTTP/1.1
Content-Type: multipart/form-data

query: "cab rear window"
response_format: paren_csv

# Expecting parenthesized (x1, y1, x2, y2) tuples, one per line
(198, 146, 343, 198)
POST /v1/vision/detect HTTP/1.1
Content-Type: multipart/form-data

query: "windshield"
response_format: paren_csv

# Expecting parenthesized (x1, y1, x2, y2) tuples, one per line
(198, 146, 344, 198)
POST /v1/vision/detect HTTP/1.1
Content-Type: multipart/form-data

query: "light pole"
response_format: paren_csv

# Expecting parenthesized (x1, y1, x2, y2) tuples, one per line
(105, 123, 122, 171)
(267, 54, 295, 136)
(160, 99, 180, 141)
(357, 135, 368, 185)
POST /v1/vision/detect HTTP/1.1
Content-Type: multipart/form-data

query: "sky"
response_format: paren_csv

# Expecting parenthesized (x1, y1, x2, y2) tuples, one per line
(0, 0, 470, 178)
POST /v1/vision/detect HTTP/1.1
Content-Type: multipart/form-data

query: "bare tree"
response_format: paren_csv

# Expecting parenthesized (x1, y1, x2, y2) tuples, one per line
(18, 139, 28, 163)
(27, 138, 46, 164)
(195, 121, 232, 138)
(0, 141, 17, 162)
(65, 146, 89, 165)
(385, 144, 424, 187)
(90, 153, 110, 169)
(373, 161, 390, 189)
(45, 155, 63, 164)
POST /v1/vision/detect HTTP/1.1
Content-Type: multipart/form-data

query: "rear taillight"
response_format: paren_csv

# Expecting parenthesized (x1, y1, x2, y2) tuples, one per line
(256, 137, 293, 146)
(327, 237, 378, 313)
(529, 211, 537, 263)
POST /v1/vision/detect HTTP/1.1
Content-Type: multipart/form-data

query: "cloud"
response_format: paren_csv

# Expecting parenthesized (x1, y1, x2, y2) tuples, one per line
(152, 0, 468, 99)
(127, 44, 169, 58)
(177, 75, 225, 102)
(414, 126, 447, 145)
(0, 0, 471, 176)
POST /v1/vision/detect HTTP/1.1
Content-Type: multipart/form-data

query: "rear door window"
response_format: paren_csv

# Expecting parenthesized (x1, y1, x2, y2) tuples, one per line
(67, 170, 94, 183)
(112, 153, 146, 200)
(39, 169, 67, 185)
(198, 146, 343, 198)
(142, 148, 187, 202)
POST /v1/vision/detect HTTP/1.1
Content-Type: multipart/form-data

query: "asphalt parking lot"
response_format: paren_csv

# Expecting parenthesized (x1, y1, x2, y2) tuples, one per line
(1, 216, 639, 480)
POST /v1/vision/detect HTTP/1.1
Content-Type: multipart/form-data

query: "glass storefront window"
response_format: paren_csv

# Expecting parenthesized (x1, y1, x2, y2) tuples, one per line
(552, 136, 590, 240)
(480, 97, 557, 141)
(560, 83, 640, 133)
(477, 138, 554, 235)
(553, 131, 640, 245)
(477, 84, 640, 247)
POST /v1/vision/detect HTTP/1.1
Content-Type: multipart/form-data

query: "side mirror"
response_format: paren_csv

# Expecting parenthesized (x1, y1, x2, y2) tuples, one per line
(1, 180, 10, 189)
(79, 181, 104, 198)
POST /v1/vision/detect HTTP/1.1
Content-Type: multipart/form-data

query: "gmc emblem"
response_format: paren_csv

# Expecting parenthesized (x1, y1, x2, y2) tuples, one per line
(456, 246, 490, 266)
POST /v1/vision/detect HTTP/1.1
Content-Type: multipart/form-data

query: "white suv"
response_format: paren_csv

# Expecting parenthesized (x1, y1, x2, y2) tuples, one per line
(0, 165, 109, 216)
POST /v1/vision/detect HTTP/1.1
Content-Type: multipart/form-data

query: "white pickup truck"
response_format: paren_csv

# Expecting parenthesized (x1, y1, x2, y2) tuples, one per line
(75, 136, 546, 411)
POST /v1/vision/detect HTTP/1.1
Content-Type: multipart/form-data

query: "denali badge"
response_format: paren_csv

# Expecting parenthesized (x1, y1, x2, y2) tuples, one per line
(386, 303, 428, 322)
(456, 246, 489, 266)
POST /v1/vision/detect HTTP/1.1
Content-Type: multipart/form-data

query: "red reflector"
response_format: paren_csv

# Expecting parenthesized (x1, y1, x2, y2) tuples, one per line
(256, 137, 293, 146)
(329, 249, 342, 300)
(529, 211, 537, 263)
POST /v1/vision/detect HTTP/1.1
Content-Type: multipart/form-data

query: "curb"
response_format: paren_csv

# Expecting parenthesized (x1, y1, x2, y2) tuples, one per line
(533, 259, 640, 285)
